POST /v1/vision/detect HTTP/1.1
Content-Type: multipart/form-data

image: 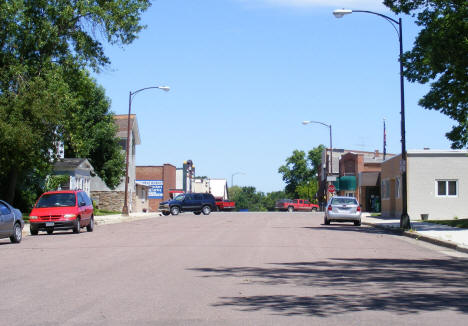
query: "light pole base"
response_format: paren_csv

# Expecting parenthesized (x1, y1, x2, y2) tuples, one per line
(122, 205, 129, 216)
(400, 213, 411, 230)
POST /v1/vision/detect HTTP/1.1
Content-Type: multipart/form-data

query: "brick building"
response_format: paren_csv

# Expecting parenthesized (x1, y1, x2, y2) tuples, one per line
(136, 164, 176, 212)
(336, 151, 394, 211)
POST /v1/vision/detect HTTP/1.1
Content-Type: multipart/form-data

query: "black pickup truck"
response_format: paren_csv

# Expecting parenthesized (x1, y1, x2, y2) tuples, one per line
(159, 193, 216, 216)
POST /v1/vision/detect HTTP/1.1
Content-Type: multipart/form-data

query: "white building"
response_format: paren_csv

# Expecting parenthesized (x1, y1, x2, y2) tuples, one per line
(381, 149, 468, 220)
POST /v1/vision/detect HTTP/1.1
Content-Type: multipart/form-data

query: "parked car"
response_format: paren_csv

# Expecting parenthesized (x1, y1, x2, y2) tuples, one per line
(324, 196, 361, 226)
(159, 193, 216, 216)
(275, 199, 319, 212)
(0, 200, 24, 243)
(29, 190, 94, 235)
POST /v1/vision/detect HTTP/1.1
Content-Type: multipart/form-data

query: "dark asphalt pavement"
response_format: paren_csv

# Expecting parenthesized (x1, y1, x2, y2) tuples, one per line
(1, 212, 467, 325)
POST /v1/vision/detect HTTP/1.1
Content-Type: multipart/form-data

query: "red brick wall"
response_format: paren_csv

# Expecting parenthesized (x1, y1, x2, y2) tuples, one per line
(136, 165, 176, 212)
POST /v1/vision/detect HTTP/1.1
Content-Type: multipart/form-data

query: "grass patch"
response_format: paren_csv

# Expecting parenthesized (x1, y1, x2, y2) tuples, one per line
(426, 219, 468, 229)
(370, 213, 381, 217)
(94, 209, 121, 216)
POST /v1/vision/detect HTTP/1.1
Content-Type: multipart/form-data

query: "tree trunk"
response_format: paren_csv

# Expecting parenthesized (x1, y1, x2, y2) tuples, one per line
(6, 168, 18, 203)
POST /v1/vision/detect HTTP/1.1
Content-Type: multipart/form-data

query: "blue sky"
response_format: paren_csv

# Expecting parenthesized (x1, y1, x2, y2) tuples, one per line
(94, 0, 455, 193)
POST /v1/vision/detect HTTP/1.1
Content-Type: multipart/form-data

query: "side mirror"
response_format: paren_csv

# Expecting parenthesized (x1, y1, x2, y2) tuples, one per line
(79, 201, 86, 207)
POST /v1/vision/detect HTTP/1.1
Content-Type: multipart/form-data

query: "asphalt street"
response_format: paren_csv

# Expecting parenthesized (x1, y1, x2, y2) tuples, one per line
(1, 212, 468, 326)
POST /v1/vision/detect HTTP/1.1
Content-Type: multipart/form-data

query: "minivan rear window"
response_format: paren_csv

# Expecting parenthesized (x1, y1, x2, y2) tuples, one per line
(36, 193, 76, 208)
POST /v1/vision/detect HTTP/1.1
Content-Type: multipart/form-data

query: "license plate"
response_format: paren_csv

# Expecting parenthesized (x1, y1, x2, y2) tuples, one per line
(45, 222, 54, 227)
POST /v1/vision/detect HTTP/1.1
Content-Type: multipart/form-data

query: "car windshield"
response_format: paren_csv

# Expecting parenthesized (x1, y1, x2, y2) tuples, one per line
(36, 193, 76, 208)
(331, 197, 357, 205)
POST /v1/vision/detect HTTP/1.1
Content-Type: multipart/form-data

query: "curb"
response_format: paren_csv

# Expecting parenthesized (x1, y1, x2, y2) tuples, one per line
(363, 221, 468, 254)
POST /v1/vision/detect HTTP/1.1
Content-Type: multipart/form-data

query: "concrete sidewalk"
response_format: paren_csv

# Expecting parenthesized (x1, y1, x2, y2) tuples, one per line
(362, 214, 468, 253)
(94, 211, 162, 225)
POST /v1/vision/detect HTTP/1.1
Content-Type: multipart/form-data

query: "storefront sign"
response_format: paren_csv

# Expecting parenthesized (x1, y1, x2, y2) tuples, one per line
(137, 180, 163, 199)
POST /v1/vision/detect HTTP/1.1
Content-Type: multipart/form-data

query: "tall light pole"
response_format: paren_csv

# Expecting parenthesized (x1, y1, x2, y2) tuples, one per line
(302, 120, 333, 176)
(302, 120, 333, 208)
(231, 172, 245, 188)
(122, 85, 170, 216)
(333, 9, 410, 229)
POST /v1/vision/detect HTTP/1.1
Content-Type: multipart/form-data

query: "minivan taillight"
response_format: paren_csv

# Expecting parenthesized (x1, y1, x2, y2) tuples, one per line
(328, 205, 332, 211)
(357, 206, 361, 212)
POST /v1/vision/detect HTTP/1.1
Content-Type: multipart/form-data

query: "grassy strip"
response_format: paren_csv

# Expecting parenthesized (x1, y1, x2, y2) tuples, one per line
(94, 209, 121, 216)
(427, 219, 468, 229)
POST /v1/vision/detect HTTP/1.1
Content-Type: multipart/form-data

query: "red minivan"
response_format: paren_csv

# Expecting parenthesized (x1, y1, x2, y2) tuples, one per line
(29, 190, 94, 235)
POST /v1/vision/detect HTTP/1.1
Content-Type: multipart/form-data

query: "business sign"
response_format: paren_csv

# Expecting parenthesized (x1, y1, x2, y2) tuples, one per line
(137, 180, 163, 199)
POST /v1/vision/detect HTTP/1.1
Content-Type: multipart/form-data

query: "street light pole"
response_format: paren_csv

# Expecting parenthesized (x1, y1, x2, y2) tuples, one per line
(231, 172, 245, 187)
(302, 120, 333, 176)
(122, 85, 170, 216)
(302, 120, 333, 208)
(333, 9, 410, 229)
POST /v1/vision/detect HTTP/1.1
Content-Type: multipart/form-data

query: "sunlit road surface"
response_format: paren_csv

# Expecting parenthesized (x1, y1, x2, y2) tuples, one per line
(1, 212, 467, 326)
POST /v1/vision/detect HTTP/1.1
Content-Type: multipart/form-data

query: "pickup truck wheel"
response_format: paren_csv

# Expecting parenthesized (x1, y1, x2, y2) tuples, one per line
(171, 206, 180, 216)
(194, 212, 201, 215)
(287, 206, 294, 212)
(202, 205, 212, 215)
(10, 223, 22, 243)
(46, 228, 54, 235)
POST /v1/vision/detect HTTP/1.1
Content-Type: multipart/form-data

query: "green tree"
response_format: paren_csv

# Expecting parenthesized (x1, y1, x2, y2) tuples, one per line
(0, 1, 150, 205)
(384, 0, 468, 148)
(278, 150, 313, 196)
(62, 69, 124, 189)
(307, 145, 325, 177)
(278, 145, 325, 198)
(229, 186, 267, 212)
(0, 68, 73, 203)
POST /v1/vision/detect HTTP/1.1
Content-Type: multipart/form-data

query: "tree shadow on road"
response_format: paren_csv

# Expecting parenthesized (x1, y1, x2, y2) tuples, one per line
(189, 258, 468, 317)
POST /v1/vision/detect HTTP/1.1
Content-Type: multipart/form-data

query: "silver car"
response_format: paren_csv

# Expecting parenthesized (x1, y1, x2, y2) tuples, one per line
(324, 196, 361, 226)
(0, 200, 24, 243)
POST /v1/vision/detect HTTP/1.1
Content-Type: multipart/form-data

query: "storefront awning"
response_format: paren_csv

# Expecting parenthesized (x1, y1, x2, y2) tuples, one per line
(333, 176, 357, 191)
(359, 172, 380, 187)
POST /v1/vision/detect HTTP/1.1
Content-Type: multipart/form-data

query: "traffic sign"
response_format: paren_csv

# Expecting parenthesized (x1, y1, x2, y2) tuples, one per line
(328, 184, 336, 193)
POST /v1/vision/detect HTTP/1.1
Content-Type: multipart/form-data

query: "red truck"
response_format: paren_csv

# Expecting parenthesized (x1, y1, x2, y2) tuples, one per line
(215, 198, 236, 211)
(275, 199, 319, 212)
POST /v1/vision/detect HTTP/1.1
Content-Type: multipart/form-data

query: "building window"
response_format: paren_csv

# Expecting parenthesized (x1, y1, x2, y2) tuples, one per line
(436, 180, 458, 197)
(381, 179, 390, 200)
(395, 177, 401, 199)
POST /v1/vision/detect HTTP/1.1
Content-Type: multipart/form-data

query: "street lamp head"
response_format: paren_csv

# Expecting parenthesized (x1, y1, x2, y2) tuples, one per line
(333, 9, 353, 18)
(158, 86, 171, 92)
(302, 121, 310, 125)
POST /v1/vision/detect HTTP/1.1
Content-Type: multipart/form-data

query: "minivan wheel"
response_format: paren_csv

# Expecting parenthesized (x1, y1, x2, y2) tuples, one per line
(87, 216, 94, 232)
(354, 220, 361, 226)
(162, 211, 171, 216)
(324, 217, 330, 225)
(73, 218, 81, 233)
(202, 205, 212, 215)
(171, 206, 180, 216)
(10, 223, 22, 243)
